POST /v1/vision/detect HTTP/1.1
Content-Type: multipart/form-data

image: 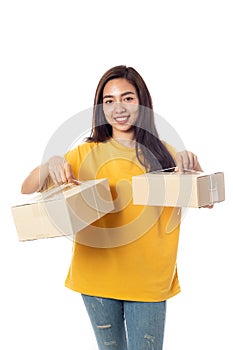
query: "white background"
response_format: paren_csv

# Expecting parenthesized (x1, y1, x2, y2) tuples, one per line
(1, 1, 232, 349)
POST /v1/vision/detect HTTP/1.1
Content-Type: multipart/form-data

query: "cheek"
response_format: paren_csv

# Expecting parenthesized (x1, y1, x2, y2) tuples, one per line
(128, 104, 139, 117)
(103, 109, 112, 124)
(103, 105, 114, 119)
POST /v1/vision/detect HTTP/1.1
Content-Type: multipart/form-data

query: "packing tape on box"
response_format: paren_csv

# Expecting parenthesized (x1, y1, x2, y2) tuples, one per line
(41, 183, 81, 200)
(209, 174, 218, 204)
(151, 167, 201, 175)
(151, 167, 176, 174)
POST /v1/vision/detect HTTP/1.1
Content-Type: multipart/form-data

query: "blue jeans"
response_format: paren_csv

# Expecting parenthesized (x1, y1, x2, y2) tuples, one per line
(82, 294, 166, 350)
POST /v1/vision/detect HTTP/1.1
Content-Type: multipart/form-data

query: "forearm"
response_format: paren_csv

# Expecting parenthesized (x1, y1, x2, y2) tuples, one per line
(21, 163, 49, 194)
(21, 156, 76, 194)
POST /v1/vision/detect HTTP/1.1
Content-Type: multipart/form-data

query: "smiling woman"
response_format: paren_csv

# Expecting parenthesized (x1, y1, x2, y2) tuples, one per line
(21, 65, 207, 350)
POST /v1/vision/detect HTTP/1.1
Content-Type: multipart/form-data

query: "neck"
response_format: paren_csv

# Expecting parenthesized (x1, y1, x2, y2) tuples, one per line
(112, 129, 136, 148)
(113, 137, 136, 148)
(112, 129, 135, 141)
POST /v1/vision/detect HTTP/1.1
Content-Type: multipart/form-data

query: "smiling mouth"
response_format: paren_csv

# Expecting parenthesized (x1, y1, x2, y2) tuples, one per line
(114, 116, 130, 124)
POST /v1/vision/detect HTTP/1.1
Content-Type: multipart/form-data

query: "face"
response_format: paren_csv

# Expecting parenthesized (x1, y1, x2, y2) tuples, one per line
(102, 78, 139, 140)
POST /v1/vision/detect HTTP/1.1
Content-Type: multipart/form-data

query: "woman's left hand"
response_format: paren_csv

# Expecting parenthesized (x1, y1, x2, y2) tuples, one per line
(175, 150, 214, 209)
(175, 150, 203, 173)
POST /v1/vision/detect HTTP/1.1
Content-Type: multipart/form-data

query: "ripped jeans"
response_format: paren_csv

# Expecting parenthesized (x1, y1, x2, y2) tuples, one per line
(82, 294, 166, 350)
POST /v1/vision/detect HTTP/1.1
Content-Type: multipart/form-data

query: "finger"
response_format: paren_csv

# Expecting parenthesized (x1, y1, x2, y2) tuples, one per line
(193, 154, 198, 169)
(176, 153, 184, 173)
(176, 152, 190, 173)
(202, 204, 214, 209)
(187, 151, 194, 169)
(182, 151, 190, 171)
(48, 163, 65, 185)
(59, 163, 70, 184)
(64, 162, 76, 183)
(49, 169, 60, 186)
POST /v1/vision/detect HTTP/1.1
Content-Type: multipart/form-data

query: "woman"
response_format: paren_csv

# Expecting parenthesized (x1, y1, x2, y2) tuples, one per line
(21, 65, 207, 349)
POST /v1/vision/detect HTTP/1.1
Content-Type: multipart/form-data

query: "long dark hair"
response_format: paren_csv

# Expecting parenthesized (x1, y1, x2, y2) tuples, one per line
(86, 65, 175, 172)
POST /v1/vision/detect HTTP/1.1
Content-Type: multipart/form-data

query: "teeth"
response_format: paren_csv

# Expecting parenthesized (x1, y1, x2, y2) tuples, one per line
(115, 116, 128, 122)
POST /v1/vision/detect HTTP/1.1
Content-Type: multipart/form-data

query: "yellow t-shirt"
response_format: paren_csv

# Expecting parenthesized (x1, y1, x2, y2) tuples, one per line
(64, 138, 181, 302)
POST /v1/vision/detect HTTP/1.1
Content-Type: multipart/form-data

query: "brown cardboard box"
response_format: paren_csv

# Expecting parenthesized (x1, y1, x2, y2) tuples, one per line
(11, 178, 114, 241)
(132, 171, 225, 208)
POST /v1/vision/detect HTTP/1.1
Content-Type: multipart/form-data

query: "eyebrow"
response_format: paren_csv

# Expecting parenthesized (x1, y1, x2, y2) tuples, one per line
(103, 91, 136, 99)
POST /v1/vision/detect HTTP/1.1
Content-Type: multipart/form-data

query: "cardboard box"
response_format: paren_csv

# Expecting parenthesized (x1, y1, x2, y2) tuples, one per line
(11, 178, 114, 241)
(132, 171, 225, 208)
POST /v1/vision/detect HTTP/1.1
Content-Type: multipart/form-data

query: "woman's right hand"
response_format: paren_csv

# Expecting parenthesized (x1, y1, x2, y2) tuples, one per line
(21, 156, 77, 194)
(47, 156, 77, 186)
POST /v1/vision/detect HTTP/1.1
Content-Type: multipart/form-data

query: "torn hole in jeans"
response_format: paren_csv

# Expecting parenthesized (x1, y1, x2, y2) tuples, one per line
(96, 324, 112, 329)
(104, 340, 117, 346)
(144, 334, 155, 349)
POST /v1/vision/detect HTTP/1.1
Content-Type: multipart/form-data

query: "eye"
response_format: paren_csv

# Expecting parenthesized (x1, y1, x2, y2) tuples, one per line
(104, 99, 114, 104)
(124, 96, 135, 103)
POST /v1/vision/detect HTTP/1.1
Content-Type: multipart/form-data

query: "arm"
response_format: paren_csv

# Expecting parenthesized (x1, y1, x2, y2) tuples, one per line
(21, 156, 76, 194)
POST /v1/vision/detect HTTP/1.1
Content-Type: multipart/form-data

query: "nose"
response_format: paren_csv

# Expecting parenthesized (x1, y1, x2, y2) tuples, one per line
(114, 102, 126, 114)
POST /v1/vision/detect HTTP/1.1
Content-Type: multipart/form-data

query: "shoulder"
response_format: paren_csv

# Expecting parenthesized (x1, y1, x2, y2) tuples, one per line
(65, 141, 100, 162)
(76, 141, 98, 153)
